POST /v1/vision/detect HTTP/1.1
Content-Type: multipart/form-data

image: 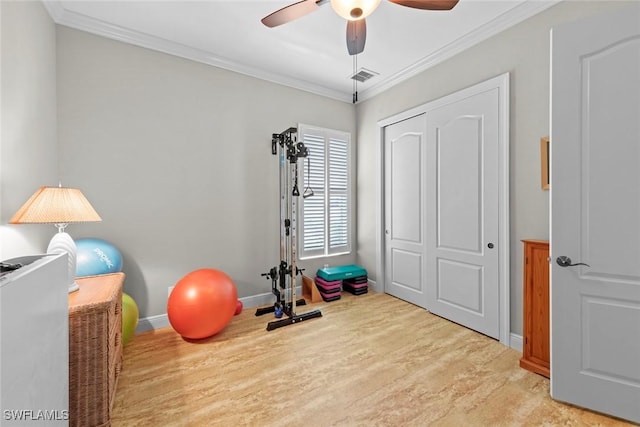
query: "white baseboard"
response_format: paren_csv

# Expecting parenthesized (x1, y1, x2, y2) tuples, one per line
(509, 333, 523, 352)
(137, 286, 526, 356)
(135, 286, 302, 334)
(136, 313, 170, 333)
(368, 278, 379, 293)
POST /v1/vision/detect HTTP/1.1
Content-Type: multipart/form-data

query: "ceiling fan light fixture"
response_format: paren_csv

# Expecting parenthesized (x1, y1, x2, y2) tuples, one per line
(331, 0, 381, 21)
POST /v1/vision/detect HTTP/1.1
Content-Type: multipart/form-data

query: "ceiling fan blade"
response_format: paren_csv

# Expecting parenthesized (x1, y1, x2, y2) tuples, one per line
(261, 0, 320, 28)
(346, 19, 366, 55)
(387, 0, 459, 10)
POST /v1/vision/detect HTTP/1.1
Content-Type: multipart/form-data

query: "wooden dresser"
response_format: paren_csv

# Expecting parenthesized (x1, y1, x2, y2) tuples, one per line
(520, 240, 550, 378)
(69, 273, 125, 427)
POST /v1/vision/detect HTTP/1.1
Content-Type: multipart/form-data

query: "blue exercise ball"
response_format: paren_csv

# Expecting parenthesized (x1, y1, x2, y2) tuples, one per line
(75, 238, 123, 277)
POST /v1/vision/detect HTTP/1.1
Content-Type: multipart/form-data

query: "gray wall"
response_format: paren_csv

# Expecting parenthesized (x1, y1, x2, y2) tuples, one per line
(355, 0, 632, 335)
(2, 0, 630, 335)
(0, 1, 59, 261)
(56, 27, 356, 318)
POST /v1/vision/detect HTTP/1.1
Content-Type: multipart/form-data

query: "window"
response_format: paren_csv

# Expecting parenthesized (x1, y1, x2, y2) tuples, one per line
(298, 124, 351, 259)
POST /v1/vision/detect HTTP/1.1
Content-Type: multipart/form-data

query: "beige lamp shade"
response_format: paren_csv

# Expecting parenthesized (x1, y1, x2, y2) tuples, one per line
(10, 186, 102, 224)
(10, 186, 102, 293)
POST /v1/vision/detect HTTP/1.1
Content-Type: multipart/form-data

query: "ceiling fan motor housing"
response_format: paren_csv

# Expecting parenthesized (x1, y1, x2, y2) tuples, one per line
(261, 0, 459, 56)
(331, 0, 382, 20)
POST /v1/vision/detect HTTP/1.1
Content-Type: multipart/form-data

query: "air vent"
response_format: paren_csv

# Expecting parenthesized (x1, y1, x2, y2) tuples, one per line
(350, 68, 378, 83)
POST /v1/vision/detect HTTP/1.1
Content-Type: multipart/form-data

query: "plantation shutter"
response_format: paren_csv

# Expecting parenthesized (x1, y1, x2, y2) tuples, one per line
(327, 134, 349, 254)
(301, 133, 325, 257)
(298, 124, 351, 259)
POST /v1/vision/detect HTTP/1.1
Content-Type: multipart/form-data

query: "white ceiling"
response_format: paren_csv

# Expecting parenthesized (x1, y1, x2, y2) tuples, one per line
(44, 0, 558, 103)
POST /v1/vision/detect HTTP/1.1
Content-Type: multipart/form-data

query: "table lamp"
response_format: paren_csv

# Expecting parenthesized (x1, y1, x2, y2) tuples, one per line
(9, 186, 102, 292)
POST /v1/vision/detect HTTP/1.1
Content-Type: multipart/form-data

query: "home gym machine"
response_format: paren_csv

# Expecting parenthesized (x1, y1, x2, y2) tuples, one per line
(255, 127, 322, 331)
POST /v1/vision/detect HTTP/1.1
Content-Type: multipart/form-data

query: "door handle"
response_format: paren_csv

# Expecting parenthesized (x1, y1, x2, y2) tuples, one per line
(556, 256, 590, 268)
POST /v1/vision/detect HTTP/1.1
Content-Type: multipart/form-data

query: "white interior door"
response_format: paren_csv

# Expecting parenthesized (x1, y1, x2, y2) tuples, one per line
(550, 5, 640, 423)
(384, 114, 427, 308)
(424, 88, 500, 340)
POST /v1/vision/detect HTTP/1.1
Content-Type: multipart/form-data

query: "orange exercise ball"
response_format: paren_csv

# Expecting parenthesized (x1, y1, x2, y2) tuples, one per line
(167, 268, 238, 339)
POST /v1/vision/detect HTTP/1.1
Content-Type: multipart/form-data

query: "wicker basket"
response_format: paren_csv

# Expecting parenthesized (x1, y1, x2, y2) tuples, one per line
(68, 273, 124, 427)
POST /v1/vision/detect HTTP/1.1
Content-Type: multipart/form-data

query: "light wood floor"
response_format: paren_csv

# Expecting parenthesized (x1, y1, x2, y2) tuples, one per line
(112, 292, 634, 426)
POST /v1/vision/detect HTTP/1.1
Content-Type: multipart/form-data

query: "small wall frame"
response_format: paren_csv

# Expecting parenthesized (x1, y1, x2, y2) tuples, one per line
(540, 136, 550, 190)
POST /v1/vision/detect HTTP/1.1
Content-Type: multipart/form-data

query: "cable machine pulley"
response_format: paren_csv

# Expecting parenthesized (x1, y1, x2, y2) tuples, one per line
(256, 127, 322, 331)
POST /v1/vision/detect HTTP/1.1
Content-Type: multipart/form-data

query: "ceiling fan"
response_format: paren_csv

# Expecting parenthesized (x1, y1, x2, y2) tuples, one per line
(261, 0, 459, 55)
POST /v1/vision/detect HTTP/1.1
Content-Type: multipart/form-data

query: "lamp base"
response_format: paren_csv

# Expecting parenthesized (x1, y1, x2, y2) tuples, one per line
(47, 231, 79, 294)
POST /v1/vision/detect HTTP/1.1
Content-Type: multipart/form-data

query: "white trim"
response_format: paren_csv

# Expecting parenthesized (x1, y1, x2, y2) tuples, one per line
(367, 278, 380, 293)
(41, 0, 64, 22)
(128, 284, 519, 339)
(42, 0, 558, 104)
(510, 333, 523, 353)
(297, 124, 353, 259)
(375, 73, 511, 346)
(42, 1, 350, 103)
(136, 313, 170, 334)
(359, 1, 559, 102)
(497, 74, 512, 347)
(135, 288, 303, 334)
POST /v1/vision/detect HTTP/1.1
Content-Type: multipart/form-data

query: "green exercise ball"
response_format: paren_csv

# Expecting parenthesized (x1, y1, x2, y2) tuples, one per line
(122, 293, 139, 345)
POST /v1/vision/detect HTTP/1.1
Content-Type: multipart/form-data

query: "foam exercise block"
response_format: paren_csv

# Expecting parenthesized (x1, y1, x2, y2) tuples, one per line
(343, 275, 368, 295)
(316, 264, 367, 282)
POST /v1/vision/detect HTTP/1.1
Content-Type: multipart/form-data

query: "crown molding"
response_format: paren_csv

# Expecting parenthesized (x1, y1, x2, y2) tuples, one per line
(42, 1, 352, 103)
(357, 0, 561, 102)
(42, 0, 560, 105)
(42, 0, 64, 22)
